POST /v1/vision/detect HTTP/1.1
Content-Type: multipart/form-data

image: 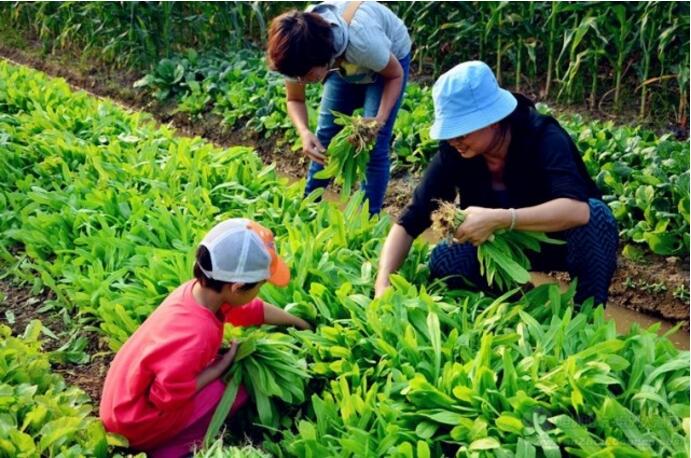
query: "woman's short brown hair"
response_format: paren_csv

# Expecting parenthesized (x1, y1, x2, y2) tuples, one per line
(267, 10, 334, 78)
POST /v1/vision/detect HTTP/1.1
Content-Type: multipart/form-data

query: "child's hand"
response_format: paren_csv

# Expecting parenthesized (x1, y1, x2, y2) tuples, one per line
(220, 340, 239, 369)
(263, 302, 313, 330)
(295, 317, 312, 331)
(197, 340, 239, 391)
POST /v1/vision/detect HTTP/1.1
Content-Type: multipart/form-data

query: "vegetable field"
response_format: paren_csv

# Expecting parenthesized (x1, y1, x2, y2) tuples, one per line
(133, 48, 690, 258)
(0, 2, 689, 457)
(1, 57, 689, 457)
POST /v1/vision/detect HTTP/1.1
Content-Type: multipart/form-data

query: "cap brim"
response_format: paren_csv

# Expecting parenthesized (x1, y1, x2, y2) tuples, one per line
(268, 256, 290, 287)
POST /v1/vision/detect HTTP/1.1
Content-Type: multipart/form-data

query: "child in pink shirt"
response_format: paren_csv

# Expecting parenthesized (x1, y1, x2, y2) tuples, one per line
(100, 219, 310, 457)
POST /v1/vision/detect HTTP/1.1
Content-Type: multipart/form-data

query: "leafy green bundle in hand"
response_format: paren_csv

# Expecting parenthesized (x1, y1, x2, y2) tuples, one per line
(204, 328, 310, 446)
(314, 112, 379, 197)
(431, 201, 563, 290)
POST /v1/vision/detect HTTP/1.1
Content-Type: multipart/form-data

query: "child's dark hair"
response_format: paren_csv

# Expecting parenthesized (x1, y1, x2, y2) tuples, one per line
(267, 10, 334, 77)
(193, 246, 259, 293)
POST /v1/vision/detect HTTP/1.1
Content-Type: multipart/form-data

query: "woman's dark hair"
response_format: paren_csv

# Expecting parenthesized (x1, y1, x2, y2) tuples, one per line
(490, 92, 535, 148)
(500, 93, 535, 130)
(193, 246, 259, 293)
(267, 10, 334, 77)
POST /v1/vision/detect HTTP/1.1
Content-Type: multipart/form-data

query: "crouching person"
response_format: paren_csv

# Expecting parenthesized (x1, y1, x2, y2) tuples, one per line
(100, 218, 310, 457)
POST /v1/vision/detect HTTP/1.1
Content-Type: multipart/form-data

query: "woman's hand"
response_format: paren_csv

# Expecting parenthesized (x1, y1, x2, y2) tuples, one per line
(300, 130, 326, 164)
(454, 207, 510, 246)
(360, 117, 384, 145)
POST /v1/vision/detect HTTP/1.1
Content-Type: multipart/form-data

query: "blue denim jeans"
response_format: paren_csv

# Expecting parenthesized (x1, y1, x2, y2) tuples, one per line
(304, 53, 412, 215)
(429, 199, 619, 305)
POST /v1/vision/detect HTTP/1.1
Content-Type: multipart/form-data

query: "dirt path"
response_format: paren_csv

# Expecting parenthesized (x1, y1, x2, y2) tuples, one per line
(0, 44, 688, 333)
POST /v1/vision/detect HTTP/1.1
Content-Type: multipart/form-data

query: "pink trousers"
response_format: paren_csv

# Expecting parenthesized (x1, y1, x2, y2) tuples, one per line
(146, 379, 249, 458)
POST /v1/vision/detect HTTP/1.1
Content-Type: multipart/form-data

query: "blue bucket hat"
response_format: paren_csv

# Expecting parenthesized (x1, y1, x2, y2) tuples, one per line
(430, 61, 517, 141)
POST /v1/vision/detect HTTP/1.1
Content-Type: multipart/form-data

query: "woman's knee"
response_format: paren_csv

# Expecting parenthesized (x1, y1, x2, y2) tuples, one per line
(429, 242, 477, 278)
(565, 199, 618, 295)
(569, 199, 618, 246)
(589, 199, 617, 231)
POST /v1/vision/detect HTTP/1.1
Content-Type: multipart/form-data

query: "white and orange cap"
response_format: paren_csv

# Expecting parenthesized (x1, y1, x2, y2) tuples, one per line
(198, 218, 290, 287)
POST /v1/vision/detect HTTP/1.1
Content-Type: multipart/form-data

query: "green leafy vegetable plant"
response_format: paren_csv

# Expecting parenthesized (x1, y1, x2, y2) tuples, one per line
(205, 328, 310, 445)
(314, 112, 379, 197)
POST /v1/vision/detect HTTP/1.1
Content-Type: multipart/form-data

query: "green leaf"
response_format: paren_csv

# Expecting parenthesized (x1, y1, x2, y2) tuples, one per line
(469, 437, 500, 450)
(533, 414, 561, 458)
(415, 421, 438, 439)
(234, 337, 257, 362)
(8, 430, 35, 455)
(20, 404, 48, 432)
(644, 354, 689, 385)
(417, 440, 431, 458)
(38, 417, 81, 452)
(516, 438, 537, 458)
(496, 414, 524, 434)
(549, 414, 601, 454)
(643, 231, 677, 255)
(427, 312, 441, 380)
(105, 433, 130, 448)
(205, 373, 242, 446)
(421, 410, 466, 425)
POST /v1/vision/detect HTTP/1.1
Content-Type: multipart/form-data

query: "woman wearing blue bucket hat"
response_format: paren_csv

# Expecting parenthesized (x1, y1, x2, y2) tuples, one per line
(375, 61, 618, 306)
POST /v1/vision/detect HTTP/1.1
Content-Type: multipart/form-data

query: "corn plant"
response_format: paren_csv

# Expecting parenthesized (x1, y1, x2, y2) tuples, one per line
(543, 1, 560, 98)
(555, 7, 606, 108)
(638, 3, 660, 120)
(0, 2, 286, 69)
(2, 2, 689, 122)
(608, 4, 637, 113)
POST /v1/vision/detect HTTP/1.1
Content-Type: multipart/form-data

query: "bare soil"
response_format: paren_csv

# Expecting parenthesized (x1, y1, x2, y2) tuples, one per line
(0, 278, 59, 340)
(56, 353, 111, 405)
(0, 278, 111, 403)
(608, 255, 689, 328)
